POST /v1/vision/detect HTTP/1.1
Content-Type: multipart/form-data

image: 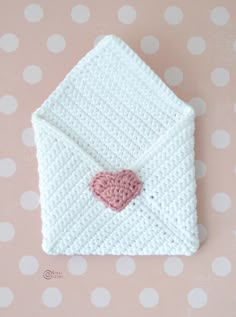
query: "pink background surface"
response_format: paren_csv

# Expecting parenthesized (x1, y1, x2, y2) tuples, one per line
(1, 1, 236, 316)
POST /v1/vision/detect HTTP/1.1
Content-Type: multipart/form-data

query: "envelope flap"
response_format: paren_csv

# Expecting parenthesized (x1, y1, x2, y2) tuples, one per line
(33, 35, 194, 171)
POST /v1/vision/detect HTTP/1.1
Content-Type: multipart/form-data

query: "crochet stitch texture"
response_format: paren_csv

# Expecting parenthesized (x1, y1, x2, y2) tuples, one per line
(32, 35, 199, 255)
(89, 170, 143, 212)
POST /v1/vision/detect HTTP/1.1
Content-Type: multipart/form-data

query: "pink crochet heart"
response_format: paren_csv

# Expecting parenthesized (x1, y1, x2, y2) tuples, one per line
(89, 170, 142, 212)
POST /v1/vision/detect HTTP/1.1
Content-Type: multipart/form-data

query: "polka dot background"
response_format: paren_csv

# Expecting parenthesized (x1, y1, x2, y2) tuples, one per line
(0, 1, 235, 316)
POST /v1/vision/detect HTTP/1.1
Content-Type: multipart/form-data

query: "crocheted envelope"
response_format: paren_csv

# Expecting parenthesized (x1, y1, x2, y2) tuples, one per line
(32, 35, 199, 256)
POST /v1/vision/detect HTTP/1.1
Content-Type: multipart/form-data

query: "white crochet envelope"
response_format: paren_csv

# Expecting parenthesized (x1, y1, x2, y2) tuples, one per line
(32, 35, 199, 256)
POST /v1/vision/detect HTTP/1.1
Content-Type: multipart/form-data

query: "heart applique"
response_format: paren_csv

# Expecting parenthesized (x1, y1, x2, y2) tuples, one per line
(89, 170, 142, 212)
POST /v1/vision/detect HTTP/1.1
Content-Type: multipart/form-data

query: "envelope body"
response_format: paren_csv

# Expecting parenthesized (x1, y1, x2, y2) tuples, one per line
(32, 35, 199, 256)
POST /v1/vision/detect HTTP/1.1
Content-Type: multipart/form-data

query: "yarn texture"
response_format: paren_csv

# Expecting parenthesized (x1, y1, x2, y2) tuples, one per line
(89, 170, 142, 212)
(32, 35, 199, 255)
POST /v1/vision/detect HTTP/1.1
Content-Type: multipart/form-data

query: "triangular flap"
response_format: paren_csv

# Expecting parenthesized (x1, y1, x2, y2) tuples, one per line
(32, 118, 100, 252)
(32, 35, 194, 172)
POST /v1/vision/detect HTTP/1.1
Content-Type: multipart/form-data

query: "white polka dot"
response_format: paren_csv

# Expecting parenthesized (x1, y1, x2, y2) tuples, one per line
(90, 288, 111, 307)
(0, 222, 15, 242)
(42, 288, 62, 308)
(0, 288, 14, 307)
(71, 5, 90, 24)
(0, 95, 18, 115)
(163, 257, 184, 276)
(140, 36, 160, 55)
(1, 33, 19, 52)
(22, 128, 35, 147)
(164, 6, 183, 25)
(94, 35, 105, 47)
(67, 256, 87, 276)
(20, 191, 39, 211)
(188, 97, 206, 116)
(233, 40, 236, 52)
(197, 224, 207, 244)
(195, 160, 207, 179)
(47, 34, 66, 53)
(139, 288, 159, 308)
(211, 68, 230, 87)
(212, 256, 231, 277)
(187, 36, 206, 55)
(19, 256, 39, 275)
(211, 129, 231, 149)
(0, 158, 16, 177)
(187, 288, 207, 309)
(164, 67, 183, 86)
(23, 65, 42, 84)
(211, 192, 231, 213)
(116, 256, 136, 276)
(117, 5, 136, 24)
(24, 4, 44, 23)
(210, 7, 230, 26)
